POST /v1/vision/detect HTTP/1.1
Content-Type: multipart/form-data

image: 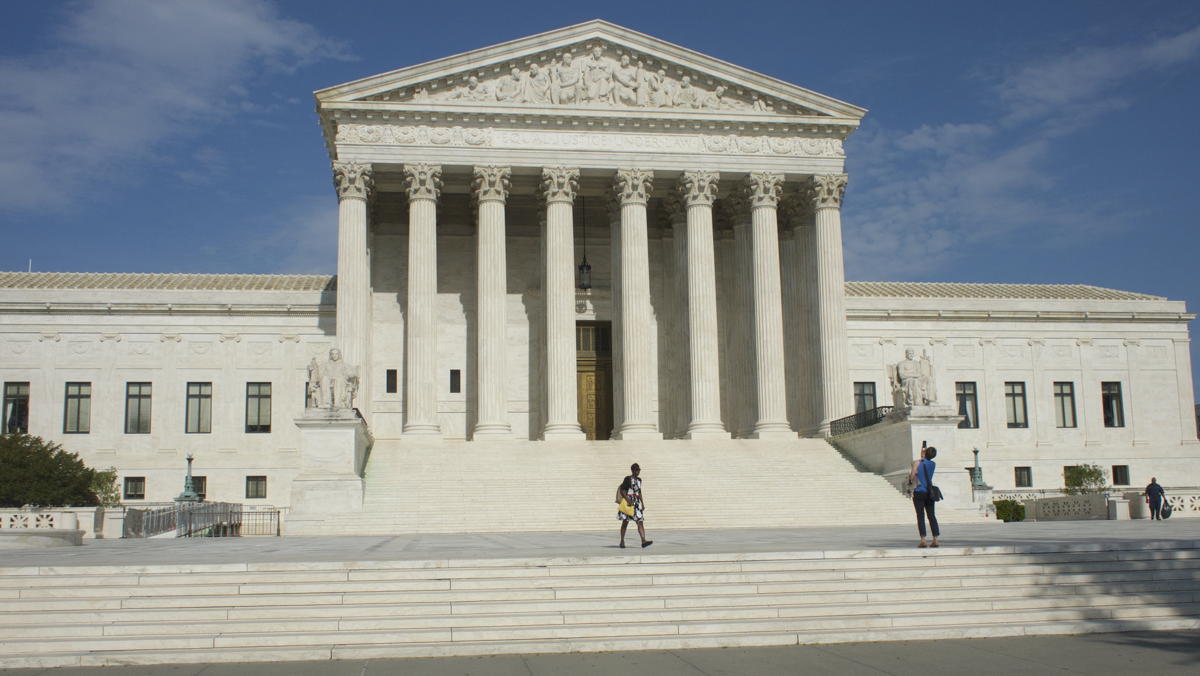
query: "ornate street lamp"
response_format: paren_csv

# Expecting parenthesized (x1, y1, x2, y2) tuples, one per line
(175, 453, 200, 503)
(577, 197, 592, 291)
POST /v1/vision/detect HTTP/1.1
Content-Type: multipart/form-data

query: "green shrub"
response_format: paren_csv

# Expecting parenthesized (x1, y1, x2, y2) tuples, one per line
(994, 499, 1025, 522)
(0, 434, 101, 507)
(1063, 463, 1108, 495)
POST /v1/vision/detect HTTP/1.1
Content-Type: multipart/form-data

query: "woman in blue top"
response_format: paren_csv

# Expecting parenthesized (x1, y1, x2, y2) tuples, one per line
(908, 444, 940, 548)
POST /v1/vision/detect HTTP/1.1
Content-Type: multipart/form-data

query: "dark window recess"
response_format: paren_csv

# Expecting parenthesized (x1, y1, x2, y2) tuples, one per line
(125, 382, 152, 434)
(450, 369, 461, 394)
(245, 382, 271, 433)
(3, 382, 30, 434)
(956, 382, 979, 429)
(245, 476, 267, 499)
(1014, 466, 1033, 488)
(386, 369, 398, 394)
(1005, 382, 1028, 429)
(1112, 465, 1130, 486)
(192, 476, 207, 500)
(64, 382, 91, 434)
(853, 382, 876, 414)
(1102, 382, 1125, 428)
(123, 476, 146, 500)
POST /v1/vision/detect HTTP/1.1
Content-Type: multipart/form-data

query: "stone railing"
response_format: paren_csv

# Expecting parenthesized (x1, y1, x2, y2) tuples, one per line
(1000, 487, 1200, 521)
(0, 508, 84, 548)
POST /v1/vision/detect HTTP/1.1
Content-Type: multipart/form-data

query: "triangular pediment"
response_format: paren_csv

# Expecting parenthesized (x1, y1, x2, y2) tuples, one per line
(316, 20, 866, 121)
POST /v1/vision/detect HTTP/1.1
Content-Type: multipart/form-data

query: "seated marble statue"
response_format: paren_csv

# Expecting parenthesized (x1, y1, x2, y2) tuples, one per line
(889, 348, 936, 407)
(307, 348, 359, 410)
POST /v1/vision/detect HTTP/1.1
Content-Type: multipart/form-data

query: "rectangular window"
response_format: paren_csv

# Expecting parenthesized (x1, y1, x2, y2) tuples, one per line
(853, 382, 876, 413)
(1053, 382, 1077, 428)
(3, 382, 31, 434)
(245, 382, 272, 433)
(63, 382, 92, 434)
(449, 369, 461, 394)
(1005, 382, 1028, 428)
(1102, 382, 1125, 428)
(955, 382, 979, 429)
(1112, 465, 1130, 486)
(245, 475, 267, 499)
(385, 369, 398, 394)
(192, 476, 207, 501)
(125, 382, 152, 434)
(123, 476, 146, 500)
(185, 382, 212, 434)
(1014, 466, 1033, 488)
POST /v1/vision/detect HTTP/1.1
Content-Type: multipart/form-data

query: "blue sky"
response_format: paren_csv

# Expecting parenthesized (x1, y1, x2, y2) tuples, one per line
(1, 0, 1198, 398)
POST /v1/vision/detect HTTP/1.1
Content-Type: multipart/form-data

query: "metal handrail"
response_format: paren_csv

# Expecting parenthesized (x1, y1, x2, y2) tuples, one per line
(829, 406, 895, 437)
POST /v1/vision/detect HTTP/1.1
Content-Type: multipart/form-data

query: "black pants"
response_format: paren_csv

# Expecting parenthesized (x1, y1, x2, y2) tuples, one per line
(913, 491, 940, 537)
(1150, 499, 1162, 520)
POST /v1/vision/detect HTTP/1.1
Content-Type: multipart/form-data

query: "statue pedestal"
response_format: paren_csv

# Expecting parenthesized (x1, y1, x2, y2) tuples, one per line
(290, 409, 370, 515)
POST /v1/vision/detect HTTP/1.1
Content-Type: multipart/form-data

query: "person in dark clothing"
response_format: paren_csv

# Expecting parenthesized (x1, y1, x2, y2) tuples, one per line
(907, 444, 940, 548)
(1146, 477, 1166, 520)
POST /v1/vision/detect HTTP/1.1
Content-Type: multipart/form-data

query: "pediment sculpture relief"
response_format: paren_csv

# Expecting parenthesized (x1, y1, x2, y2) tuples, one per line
(386, 44, 801, 114)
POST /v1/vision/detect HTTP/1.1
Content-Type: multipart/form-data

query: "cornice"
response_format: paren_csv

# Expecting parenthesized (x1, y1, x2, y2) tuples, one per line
(847, 309, 1196, 323)
(0, 302, 333, 317)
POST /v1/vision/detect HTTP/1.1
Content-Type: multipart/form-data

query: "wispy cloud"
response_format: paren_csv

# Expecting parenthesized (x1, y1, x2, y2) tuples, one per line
(0, 0, 348, 212)
(843, 23, 1200, 281)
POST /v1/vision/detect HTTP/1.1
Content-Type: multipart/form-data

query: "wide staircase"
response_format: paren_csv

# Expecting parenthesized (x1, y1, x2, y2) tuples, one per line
(2, 540, 1198, 668)
(290, 439, 981, 536)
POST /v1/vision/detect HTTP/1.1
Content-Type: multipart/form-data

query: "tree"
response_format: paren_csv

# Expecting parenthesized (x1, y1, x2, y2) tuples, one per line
(90, 467, 121, 507)
(1063, 463, 1108, 495)
(0, 434, 101, 507)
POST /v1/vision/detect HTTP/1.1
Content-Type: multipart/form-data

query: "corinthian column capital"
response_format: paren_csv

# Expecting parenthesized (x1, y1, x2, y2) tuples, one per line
(680, 170, 720, 207)
(472, 165, 511, 203)
(744, 172, 784, 208)
(613, 168, 654, 205)
(332, 161, 373, 200)
(809, 173, 848, 209)
(540, 167, 579, 204)
(403, 163, 443, 201)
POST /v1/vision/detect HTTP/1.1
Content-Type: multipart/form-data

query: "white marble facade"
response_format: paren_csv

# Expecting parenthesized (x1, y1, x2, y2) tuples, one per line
(0, 22, 1196, 508)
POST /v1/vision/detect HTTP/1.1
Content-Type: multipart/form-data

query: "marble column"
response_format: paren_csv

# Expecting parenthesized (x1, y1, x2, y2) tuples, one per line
(745, 173, 796, 439)
(782, 196, 821, 436)
(540, 168, 586, 439)
(810, 174, 852, 435)
(402, 164, 442, 436)
(612, 169, 661, 440)
(679, 171, 729, 439)
(471, 166, 512, 439)
(332, 162, 373, 405)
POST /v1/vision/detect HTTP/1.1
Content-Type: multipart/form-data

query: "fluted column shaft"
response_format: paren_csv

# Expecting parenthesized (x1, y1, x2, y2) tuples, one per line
(612, 169, 661, 440)
(541, 168, 585, 439)
(472, 166, 512, 438)
(680, 172, 729, 438)
(811, 174, 852, 434)
(333, 162, 373, 405)
(403, 164, 442, 436)
(729, 202, 754, 437)
(746, 173, 796, 438)
(790, 204, 822, 436)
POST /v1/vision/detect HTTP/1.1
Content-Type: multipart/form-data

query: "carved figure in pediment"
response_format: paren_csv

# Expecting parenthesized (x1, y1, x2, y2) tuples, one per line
(525, 63, 551, 104)
(752, 95, 773, 112)
(650, 68, 673, 107)
(613, 54, 639, 106)
(701, 85, 727, 110)
(551, 52, 582, 104)
(449, 75, 492, 102)
(496, 67, 525, 102)
(582, 45, 614, 103)
(675, 75, 699, 109)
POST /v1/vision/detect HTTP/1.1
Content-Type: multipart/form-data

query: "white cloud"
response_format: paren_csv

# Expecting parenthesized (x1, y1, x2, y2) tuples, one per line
(843, 23, 1200, 282)
(0, 0, 347, 212)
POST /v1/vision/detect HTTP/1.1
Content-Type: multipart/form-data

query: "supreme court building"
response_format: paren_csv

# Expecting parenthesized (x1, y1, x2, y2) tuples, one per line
(2, 22, 1196, 531)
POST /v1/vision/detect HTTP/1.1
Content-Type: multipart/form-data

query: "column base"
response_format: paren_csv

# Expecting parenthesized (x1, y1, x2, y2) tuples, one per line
(750, 422, 797, 440)
(612, 424, 663, 441)
(403, 423, 443, 438)
(542, 423, 586, 440)
(472, 424, 514, 440)
(684, 423, 731, 440)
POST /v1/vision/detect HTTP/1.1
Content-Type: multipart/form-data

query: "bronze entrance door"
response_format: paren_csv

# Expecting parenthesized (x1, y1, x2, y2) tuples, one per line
(576, 322, 613, 440)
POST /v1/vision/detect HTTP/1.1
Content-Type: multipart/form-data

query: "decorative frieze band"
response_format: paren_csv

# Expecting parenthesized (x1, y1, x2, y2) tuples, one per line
(332, 161, 373, 200)
(472, 165, 511, 203)
(613, 169, 654, 205)
(336, 124, 844, 158)
(403, 163, 443, 201)
(540, 167, 579, 204)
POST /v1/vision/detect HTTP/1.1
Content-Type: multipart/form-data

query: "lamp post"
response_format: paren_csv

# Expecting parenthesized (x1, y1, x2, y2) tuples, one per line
(175, 453, 200, 503)
(971, 447, 986, 489)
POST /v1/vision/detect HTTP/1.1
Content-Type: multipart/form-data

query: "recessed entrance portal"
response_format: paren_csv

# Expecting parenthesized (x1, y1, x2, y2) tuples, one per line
(576, 321, 614, 440)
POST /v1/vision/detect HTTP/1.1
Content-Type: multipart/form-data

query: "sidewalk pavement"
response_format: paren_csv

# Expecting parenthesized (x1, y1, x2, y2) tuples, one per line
(1, 631, 1198, 675)
(3, 519, 1197, 568)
